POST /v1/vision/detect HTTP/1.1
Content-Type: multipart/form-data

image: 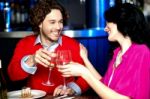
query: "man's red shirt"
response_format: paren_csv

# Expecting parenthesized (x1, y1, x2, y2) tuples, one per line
(7, 34, 89, 94)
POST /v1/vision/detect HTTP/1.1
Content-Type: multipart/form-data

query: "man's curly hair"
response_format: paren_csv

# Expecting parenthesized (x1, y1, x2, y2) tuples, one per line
(29, 0, 69, 34)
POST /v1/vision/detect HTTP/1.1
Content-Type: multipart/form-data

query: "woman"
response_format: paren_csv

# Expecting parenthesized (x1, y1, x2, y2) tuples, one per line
(57, 3, 150, 99)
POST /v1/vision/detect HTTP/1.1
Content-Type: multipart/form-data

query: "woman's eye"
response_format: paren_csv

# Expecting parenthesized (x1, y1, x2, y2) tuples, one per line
(60, 20, 63, 24)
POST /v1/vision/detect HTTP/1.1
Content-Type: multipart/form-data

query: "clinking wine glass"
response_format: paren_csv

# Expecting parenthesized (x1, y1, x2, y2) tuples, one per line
(42, 54, 56, 86)
(56, 50, 72, 90)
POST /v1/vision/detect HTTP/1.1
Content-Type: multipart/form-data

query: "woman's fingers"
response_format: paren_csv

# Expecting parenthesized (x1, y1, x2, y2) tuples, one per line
(57, 65, 77, 77)
(57, 62, 85, 77)
(79, 43, 88, 60)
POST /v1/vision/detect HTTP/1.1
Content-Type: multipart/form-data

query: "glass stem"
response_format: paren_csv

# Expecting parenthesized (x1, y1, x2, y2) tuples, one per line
(47, 68, 52, 83)
(63, 77, 67, 90)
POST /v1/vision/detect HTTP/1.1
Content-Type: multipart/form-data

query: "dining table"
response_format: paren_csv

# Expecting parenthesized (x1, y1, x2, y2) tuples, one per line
(41, 88, 100, 99)
(7, 87, 100, 99)
(42, 94, 100, 99)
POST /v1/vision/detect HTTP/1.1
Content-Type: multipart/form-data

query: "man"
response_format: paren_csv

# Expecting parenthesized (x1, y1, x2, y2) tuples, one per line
(7, 0, 89, 96)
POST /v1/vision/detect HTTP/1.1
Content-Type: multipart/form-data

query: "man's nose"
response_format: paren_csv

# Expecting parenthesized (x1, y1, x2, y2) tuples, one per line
(55, 23, 61, 29)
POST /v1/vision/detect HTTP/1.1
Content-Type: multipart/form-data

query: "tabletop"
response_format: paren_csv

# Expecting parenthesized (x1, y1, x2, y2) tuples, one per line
(42, 94, 100, 99)
(41, 88, 100, 99)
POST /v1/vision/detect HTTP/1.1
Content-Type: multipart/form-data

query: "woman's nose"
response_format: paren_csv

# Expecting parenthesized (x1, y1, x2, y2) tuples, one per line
(104, 27, 108, 32)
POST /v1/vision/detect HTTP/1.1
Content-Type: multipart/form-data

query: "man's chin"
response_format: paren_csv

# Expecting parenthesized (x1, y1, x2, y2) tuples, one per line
(50, 38, 59, 42)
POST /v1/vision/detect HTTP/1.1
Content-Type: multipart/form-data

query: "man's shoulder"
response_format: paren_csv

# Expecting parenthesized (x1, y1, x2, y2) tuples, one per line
(20, 34, 37, 42)
(17, 34, 37, 45)
(61, 35, 80, 49)
(62, 35, 78, 43)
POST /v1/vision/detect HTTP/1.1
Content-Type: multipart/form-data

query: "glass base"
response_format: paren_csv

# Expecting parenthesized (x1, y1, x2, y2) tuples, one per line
(62, 85, 67, 90)
(42, 81, 54, 86)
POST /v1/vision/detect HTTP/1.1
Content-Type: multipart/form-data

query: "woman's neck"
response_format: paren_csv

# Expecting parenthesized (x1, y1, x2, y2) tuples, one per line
(118, 36, 132, 55)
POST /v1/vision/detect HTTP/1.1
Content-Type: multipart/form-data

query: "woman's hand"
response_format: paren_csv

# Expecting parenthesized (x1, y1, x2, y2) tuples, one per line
(80, 44, 88, 61)
(57, 62, 87, 77)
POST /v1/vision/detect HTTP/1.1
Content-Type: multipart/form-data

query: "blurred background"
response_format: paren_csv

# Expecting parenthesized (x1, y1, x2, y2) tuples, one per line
(0, 0, 149, 91)
(0, 0, 149, 31)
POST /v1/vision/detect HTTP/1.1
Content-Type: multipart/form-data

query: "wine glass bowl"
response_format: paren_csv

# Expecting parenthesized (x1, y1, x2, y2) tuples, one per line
(56, 50, 72, 90)
(42, 54, 56, 86)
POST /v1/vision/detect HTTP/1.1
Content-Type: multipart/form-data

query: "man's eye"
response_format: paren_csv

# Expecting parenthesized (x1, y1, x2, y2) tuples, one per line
(50, 22, 55, 24)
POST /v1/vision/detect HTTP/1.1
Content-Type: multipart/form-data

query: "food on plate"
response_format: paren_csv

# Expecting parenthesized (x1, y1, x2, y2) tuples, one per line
(21, 87, 33, 98)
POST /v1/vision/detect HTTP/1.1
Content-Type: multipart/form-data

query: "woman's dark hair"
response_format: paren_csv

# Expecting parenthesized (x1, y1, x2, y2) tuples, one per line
(104, 3, 150, 48)
(29, 0, 69, 34)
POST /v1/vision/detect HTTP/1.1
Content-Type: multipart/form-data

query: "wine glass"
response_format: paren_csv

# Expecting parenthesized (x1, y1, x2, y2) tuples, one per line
(42, 54, 56, 86)
(56, 50, 72, 90)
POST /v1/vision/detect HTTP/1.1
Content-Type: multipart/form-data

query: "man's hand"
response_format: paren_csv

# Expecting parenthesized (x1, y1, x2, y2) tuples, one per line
(53, 85, 75, 96)
(25, 48, 56, 68)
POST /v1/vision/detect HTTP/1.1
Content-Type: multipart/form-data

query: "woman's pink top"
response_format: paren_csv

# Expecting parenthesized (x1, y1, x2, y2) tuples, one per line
(102, 43, 150, 99)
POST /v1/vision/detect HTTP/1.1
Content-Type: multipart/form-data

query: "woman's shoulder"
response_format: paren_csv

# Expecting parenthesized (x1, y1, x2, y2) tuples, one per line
(113, 43, 150, 56)
(133, 43, 150, 54)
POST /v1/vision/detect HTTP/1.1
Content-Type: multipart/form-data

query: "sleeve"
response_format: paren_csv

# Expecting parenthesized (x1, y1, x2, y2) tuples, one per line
(118, 49, 150, 99)
(67, 82, 81, 95)
(133, 50, 150, 99)
(21, 55, 37, 74)
(7, 38, 33, 81)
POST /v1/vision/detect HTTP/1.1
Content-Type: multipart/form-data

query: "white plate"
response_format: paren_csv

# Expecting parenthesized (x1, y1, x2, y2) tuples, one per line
(7, 89, 46, 99)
